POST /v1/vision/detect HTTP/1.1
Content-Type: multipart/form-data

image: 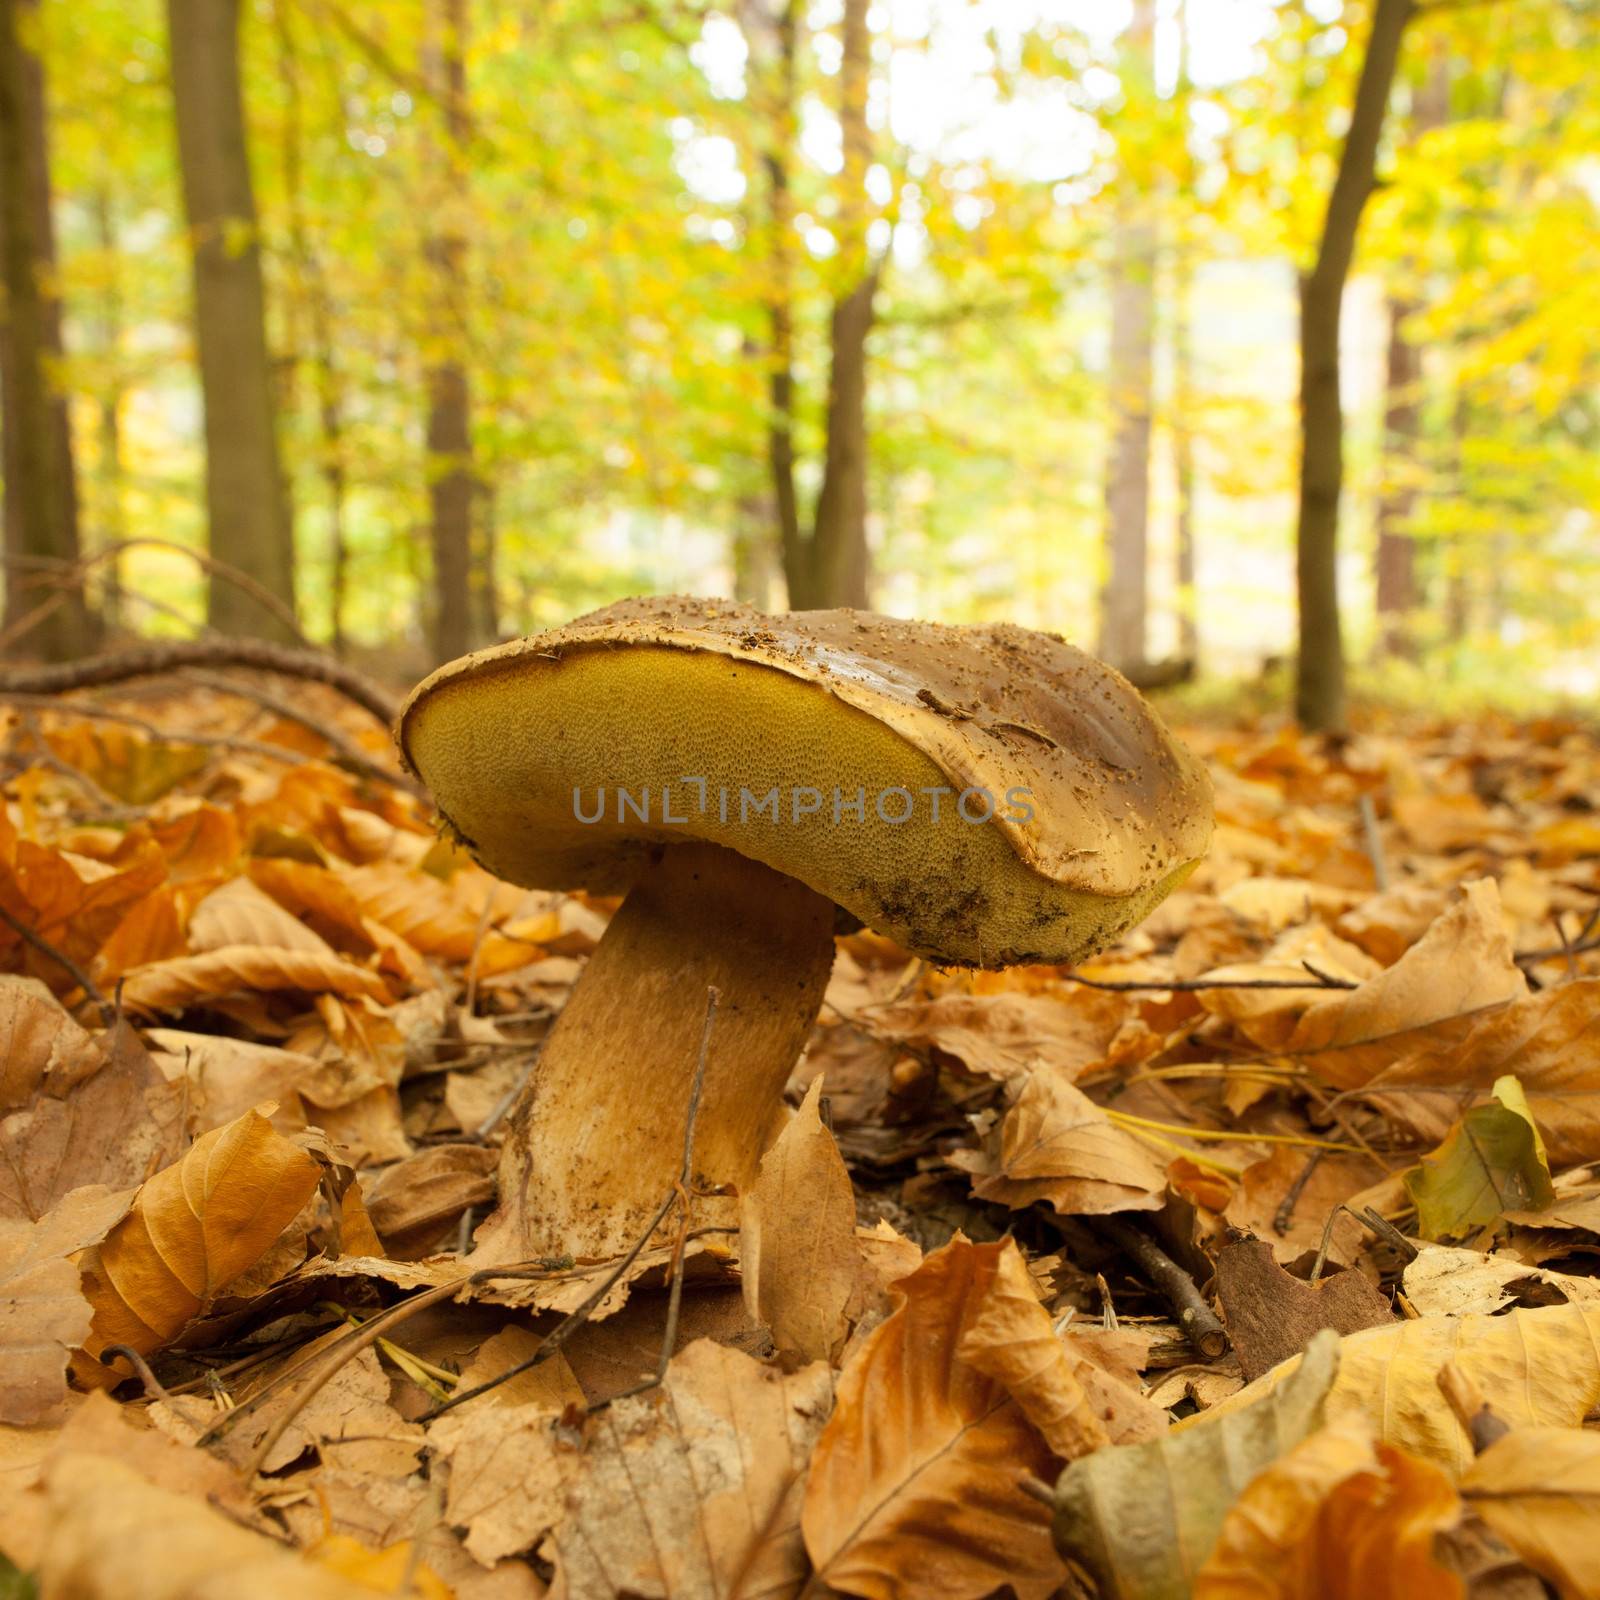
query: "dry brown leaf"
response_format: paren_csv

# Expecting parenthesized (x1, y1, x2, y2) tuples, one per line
(1402, 1244, 1600, 1317)
(77, 1107, 325, 1372)
(544, 1338, 833, 1598)
(342, 859, 529, 969)
(0, 981, 183, 1220)
(1191, 1303, 1600, 1476)
(0, 1186, 130, 1423)
(968, 1069, 1166, 1216)
(365, 1142, 498, 1258)
(1461, 1427, 1600, 1599)
(957, 1236, 1164, 1456)
(1286, 880, 1528, 1089)
(119, 943, 391, 1013)
(1334, 883, 1451, 965)
(187, 874, 339, 956)
(1365, 979, 1600, 1165)
(866, 988, 1153, 1081)
(1194, 1416, 1464, 1599)
(32, 1452, 400, 1599)
(741, 1075, 859, 1362)
(802, 1237, 1064, 1600)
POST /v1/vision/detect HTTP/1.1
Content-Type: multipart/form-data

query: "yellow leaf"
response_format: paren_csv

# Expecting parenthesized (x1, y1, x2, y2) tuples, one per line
(119, 944, 391, 1013)
(1462, 1427, 1600, 1599)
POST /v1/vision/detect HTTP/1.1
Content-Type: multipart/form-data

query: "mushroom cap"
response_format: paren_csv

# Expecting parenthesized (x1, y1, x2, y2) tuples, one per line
(398, 596, 1212, 967)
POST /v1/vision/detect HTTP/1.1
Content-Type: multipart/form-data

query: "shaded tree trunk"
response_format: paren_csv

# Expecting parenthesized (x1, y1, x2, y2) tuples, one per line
(0, 0, 85, 659)
(1099, 0, 1156, 673)
(805, 0, 876, 610)
(274, 0, 349, 654)
(91, 185, 126, 636)
(168, 0, 297, 643)
(1375, 53, 1447, 658)
(1294, 0, 1413, 731)
(1172, 0, 1198, 665)
(423, 0, 482, 662)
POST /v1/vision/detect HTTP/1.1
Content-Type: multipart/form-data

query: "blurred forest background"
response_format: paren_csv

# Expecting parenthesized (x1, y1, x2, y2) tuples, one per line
(0, 0, 1596, 731)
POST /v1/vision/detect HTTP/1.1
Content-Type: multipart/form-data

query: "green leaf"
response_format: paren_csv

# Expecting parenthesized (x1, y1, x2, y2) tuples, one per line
(1404, 1074, 1555, 1242)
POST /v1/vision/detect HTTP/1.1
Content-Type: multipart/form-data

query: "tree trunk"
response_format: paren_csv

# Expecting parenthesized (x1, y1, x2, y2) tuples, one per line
(1294, 0, 1413, 731)
(1171, 0, 1198, 665)
(423, 0, 480, 663)
(91, 185, 126, 636)
(1099, 0, 1156, 673)
(1375, 53, 1447, 659)
(0, 0, 85, 659)
(1375, 297, 1421, 649)
(168, 0, 296, 643)
(274, 0, 349, 654)
(807, 0, 874, 610)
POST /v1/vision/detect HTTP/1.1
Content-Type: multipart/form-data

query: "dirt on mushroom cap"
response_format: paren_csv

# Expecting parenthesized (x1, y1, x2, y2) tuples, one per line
(398, 597, 1213, 967)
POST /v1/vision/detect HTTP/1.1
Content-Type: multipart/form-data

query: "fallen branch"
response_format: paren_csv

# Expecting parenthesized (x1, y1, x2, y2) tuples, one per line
(1096, 1217, 1229, 1360)
(0, 901, 116, 1026)
(0, 640, 399, 727)
(1061, 960, 1357, 994)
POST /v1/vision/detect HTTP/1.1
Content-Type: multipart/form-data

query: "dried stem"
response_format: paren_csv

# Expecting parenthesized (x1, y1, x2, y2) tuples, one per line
(1097, 1216, 1229, 1360)
(0, 900, 116, 1026)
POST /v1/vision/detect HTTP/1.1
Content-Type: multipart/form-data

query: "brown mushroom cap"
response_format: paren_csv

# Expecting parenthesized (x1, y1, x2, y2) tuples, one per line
(399, 596, 1212, 967)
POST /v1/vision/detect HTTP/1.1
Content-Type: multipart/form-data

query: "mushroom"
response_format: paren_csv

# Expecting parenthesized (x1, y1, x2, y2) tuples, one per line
(398, 596, 1212, 1260)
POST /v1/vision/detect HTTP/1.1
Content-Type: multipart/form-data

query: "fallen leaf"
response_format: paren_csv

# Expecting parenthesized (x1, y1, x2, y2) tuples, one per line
(548, 1339, 833, 1599)
(187, 874, 339, 957)
(1048, 1327, 1341, 1600)
(1402, 1244, 1600, 1317)
(1287, 881, 1528, 1089)
(957, 1236, 1164, 1456)
(1191, 1304, 1600, 1476)
(741, 1075, 859, 1362)
(364, 1143, 498, 1258)
(1405, 1075, 1554, 1242)
(119, 944, 391, 1014)
(968, 1070, 1166, 1216)
(1216, 1236, 1395, 1381)
(802, 1238, 1064, 1600)
(1462, 1427, 1600, 1599)
(1194, 1415, 1464, 1599)
(77, 1107, 325, 1373)
(0, 1186, 131, 1423)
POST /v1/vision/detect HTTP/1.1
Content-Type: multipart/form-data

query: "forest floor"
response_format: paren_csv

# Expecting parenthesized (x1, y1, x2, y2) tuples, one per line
(0, 673, 1597, 1599)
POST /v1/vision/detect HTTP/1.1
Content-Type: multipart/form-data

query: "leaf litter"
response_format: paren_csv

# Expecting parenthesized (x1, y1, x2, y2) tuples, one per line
(0, 684, 1597, 1596)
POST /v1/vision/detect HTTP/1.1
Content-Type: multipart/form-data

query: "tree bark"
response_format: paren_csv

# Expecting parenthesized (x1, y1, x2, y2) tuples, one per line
(1294, 0, 1413, 731)
(274, 0, 349, 655)
(0, 0, 85, 659)
(1172, 0, 1198, 665)
(1375, 53, 1447, 658)
(806, 0, 875, 610)
(1098, 0, 1156, 674)
(168, 0, 297, 643)
(423, 0, 481, 663)
(91, 186, 126, 636)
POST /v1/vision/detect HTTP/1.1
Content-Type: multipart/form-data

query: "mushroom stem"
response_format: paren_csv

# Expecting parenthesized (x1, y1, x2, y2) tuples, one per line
(476, 842, 837, 1261)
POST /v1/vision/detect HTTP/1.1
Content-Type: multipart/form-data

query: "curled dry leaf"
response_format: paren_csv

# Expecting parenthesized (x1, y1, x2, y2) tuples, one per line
(957, 1236, 1164, 1456)
(76, 1107, 325, 1374)
(1194, 1416, 1464, 1600)
(1462, 1427, 1600, 1599)
(545, 1339, 833, 1599)
(1402, 1244, 1600, 1317)
(187, 874, 339, 957)
(1049, 1328, 1341, 1600)
(1285, 880, 1527, 1090)
(1191, 1303, 1600, 1476)
(741, 1075, 859, 1363)
(802, 1237, 1064, 1600)
(118, 943, 392, 1014)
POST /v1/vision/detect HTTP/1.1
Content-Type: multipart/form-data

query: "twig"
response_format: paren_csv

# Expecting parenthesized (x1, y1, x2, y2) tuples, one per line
(1437, 1361, 1511, 1454)
(0, 693, 350, 772)
(178, 670, 424, 795)
(1097, 1217, 1229, 1360)
(1274, 1148, 1325, 1236)
(425, 988, 722, 1422)
(100, 1343, 178, 1406)
(1309, 1202, 1416, 1283)
(0, 901, 116, 1026)
(1060, 963, 1357, 994)
(1357, 793, 1389, 891)
(0, 639, 398, 726)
